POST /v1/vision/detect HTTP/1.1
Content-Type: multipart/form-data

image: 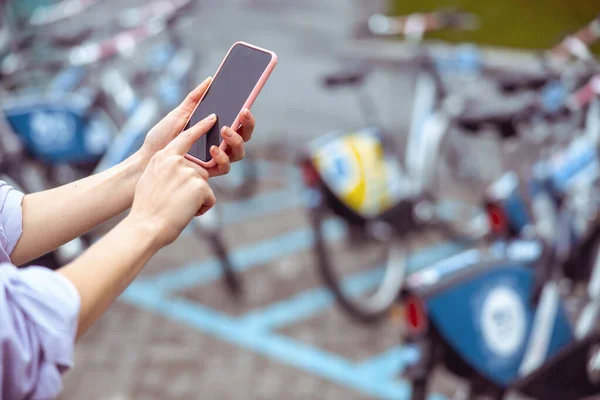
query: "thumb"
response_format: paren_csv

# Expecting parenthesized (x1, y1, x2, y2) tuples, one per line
(175, 76, 213, 120)
(167, 113, 217, 155)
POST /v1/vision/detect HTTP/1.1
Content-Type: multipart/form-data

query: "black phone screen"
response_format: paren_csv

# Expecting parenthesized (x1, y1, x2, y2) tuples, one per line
(185, 43, 273, 161)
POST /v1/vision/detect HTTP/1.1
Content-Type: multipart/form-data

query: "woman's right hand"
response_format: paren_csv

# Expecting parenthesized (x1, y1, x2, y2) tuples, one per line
(130, 113, 218, 247)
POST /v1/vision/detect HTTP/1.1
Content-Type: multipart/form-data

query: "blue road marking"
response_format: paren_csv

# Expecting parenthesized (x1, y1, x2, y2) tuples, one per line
(220, 185, 302, 225)
(120, 282, 447, 400)
(182, 159, 302, 235)
(239, 281, 337, 330)
(121, 159, 460, 398)
(356, 345, 421, 379)
(146, 218, 347, 292)
(182, 185, 301, 235)
(237, 241, 466, 331)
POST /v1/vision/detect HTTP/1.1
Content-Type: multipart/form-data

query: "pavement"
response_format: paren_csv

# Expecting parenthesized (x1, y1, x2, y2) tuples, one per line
(60, 157, 472, 400)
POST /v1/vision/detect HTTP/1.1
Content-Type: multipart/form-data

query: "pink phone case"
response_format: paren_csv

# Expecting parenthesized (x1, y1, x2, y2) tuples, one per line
(183, 41, 278, 168)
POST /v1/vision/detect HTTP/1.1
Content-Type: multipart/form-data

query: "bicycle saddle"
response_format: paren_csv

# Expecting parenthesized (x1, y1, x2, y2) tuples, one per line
(493, 68, 559, 94)
(456, 93, 537, 138)
(322, 64, 371, 88)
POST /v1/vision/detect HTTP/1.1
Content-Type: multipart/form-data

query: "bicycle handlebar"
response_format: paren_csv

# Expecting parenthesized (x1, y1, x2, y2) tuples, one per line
(549, 14, 600, 61)
(118, 0, 196, 29)
(567, 74, 600, 111)
(60, 0, 192, 66)
(1, 0, 192, 80)
(356, 8, 478, 39)
(322, 62, 371, 88)
(455, 72, 600, 138)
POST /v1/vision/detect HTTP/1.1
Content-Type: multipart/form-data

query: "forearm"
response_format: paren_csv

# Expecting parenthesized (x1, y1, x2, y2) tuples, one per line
(58, 214, 161, 338)
(11, 153, 147, 265)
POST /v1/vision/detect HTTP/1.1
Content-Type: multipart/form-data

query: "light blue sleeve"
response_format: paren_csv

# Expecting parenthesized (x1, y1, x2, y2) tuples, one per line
(0, 181, 25, 263)
(0, 181, 81, 399)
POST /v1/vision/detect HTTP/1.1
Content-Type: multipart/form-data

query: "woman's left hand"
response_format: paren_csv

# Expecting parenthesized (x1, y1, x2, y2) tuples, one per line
(137, 76, 255, 177)
(206, 108, 255, 177)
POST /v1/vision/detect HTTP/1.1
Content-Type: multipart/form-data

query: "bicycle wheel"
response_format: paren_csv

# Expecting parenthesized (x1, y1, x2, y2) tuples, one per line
(190, 208, 244, 298)
(206, 233, 244, 298)
(310, 203, 409, 324)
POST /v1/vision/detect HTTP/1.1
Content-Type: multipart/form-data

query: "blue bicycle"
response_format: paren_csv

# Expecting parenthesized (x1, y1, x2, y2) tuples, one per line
(0, 0, 193, 267)
(398, 74, 600, 400)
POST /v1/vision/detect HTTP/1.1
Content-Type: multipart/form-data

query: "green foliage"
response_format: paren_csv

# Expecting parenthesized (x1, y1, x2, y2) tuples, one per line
(388, 0, 599, 53)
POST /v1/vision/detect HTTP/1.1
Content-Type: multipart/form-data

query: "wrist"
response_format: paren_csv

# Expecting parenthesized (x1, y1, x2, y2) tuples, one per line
(127, 150, 150, 180)
(121, 212, 165, 254)
(118, 151, 149, 205)
(132, 148, 152, 170)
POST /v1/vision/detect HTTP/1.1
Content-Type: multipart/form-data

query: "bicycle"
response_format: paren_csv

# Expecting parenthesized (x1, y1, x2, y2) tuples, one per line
(398, 83, 600, 397)
(0, 1, 194, 268)
(300, 13, 600, 324)
(1, 0, 196, 176)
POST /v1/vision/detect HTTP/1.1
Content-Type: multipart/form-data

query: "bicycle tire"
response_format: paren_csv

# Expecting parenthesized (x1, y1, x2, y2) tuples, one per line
(310, 206, 408, 324)
(190, 211, 243, 299)
(207, 234, 244, 299)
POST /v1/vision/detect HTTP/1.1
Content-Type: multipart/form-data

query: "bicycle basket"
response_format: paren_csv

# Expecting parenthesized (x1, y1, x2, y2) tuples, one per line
(307, 127, 411, 219)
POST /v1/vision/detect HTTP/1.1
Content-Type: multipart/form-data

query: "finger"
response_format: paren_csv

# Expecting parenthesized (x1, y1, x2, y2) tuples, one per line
(210, 145, 231, 176)
(167, 113, 216, 155)
(197, 184, 216, 215)
(238, 108, 255, 142)
(198, 204, 212, 216)
(152, 77, 213, 139)
(221, 127, 245, 162)
(175, 77, 212, 119)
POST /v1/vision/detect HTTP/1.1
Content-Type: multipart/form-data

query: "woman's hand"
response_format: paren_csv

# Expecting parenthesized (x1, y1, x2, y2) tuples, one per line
(58, 113, 218, 338)
(206, 108, 256, 177)
(136, 77, 256, 178)
(131, 113, 217, 247)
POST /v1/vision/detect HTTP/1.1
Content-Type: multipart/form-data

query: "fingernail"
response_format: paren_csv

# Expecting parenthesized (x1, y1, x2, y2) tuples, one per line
(222, 127, 233, 137)
(212, 146, 220, 155)
(244, 109, 251, 120)
(207, 113, 216, 121)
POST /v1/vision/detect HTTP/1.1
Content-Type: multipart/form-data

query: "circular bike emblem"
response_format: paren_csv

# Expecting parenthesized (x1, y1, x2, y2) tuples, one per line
(480, 286, 526, 358)
(29, 110, 76, 150)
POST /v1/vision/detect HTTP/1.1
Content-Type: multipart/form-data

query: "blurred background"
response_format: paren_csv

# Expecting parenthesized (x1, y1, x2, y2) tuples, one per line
(2, 0, 600, 399)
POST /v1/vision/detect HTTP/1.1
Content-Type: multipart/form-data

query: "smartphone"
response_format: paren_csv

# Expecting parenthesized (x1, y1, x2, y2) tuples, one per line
(183, 41, 277, 166)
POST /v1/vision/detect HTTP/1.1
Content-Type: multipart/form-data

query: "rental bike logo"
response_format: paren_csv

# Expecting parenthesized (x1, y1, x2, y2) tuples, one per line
(29, 110, 76, 150)
(480, 285, 527, 358)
